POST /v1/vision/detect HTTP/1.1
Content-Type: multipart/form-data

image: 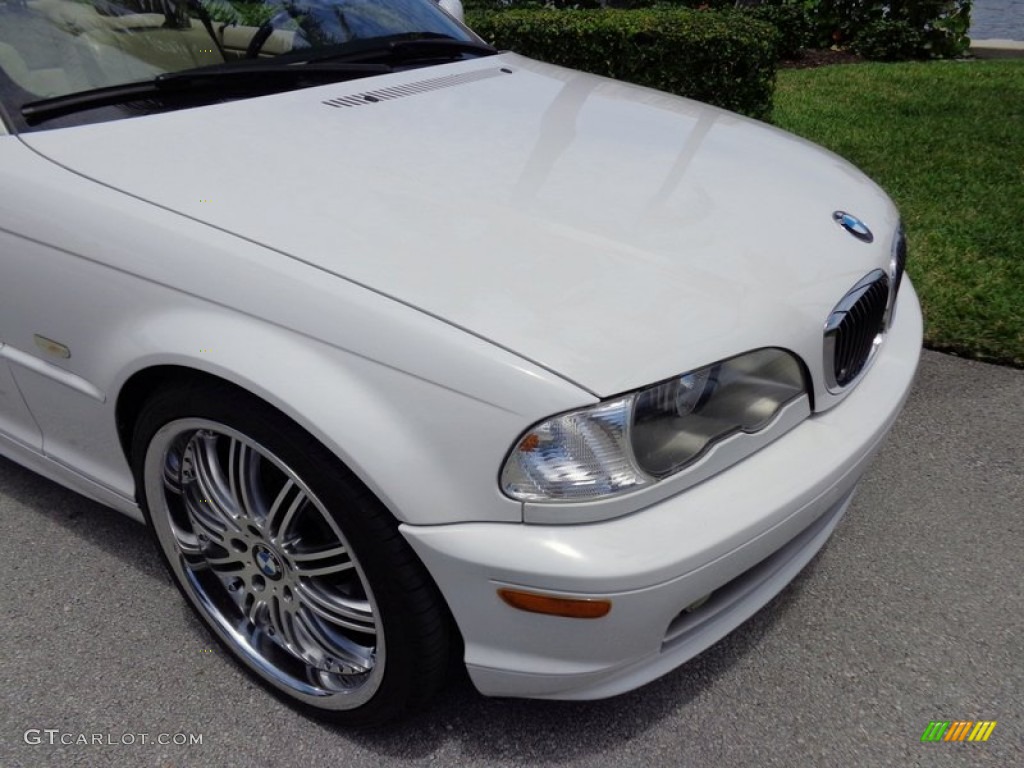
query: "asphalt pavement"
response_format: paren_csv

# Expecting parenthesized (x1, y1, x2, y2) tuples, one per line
(0, 350, 1021, 768)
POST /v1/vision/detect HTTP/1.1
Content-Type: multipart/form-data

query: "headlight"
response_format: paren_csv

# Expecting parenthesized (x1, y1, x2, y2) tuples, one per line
(501, 348, 807, 503)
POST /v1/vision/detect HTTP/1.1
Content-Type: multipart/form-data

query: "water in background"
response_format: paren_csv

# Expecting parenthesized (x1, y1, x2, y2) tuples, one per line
(970, 0, 1024, 40)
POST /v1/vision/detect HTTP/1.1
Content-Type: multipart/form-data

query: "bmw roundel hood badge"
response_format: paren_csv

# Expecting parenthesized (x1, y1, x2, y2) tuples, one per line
(833, 211, 874, 243)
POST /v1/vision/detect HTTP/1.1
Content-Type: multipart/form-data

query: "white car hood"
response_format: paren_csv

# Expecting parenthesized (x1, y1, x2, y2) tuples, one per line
(23, 53, 899, 396)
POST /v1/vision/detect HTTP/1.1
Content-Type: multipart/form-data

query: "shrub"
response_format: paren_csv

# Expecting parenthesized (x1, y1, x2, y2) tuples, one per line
(739, 2, 816, 60)
(464, 1, 972, 60)
(810, 0, 972, 59)
(850, 18, 925, 60)
(910, 0, 972, 58)
(461, 0, 602, 9)
(465, 9, 779, 119)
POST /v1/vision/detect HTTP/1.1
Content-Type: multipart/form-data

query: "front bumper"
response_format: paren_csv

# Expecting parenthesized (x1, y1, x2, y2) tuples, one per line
(401, 281, 923, 700)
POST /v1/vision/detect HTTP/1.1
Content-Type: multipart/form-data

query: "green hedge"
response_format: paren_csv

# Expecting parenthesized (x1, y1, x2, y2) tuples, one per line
(814, 0, 972, 58)
(464, 9, 779, 120)
(739, 3, 816, 60)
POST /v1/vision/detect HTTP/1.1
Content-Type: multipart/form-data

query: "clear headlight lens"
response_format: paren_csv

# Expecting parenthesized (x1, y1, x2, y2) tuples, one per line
(501, 348, 807, 503)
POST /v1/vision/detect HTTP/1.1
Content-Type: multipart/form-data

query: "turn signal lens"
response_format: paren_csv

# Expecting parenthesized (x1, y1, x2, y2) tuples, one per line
(497, 588, 611, 619)
(500, 397, 650, 502)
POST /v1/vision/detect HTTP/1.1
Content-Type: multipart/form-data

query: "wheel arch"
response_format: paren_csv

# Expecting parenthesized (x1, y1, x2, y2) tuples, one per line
(115, 362, 468, 659)
(113, 360, 398, 520)
(115, 364, 213, 462)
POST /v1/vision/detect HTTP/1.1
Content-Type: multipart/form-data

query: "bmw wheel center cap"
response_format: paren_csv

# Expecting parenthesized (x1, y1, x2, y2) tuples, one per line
(254, 545, 284, 580)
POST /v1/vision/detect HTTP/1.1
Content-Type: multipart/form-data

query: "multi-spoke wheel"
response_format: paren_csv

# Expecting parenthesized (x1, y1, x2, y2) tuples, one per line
(133, 382, 451, 725)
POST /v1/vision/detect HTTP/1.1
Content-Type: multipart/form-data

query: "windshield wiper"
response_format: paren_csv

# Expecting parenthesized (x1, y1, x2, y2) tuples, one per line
(21, 61, 392, 125)
(301, 33, 498, 66)
(385, 37, 499, 60)
(159, 60, 393, 86)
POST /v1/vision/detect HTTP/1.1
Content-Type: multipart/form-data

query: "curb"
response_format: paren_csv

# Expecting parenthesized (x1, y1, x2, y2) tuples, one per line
(969, 38, 1024, 58)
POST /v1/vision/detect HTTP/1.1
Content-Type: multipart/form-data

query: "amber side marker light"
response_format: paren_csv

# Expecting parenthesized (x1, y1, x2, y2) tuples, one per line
(498, 588, 611, 619)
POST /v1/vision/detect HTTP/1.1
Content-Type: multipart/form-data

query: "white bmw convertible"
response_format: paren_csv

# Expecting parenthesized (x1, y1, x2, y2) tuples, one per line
(0, 0, 921, 725)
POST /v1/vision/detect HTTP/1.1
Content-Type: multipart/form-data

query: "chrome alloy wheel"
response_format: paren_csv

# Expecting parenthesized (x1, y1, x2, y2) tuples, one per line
(144, 418, 385, 709)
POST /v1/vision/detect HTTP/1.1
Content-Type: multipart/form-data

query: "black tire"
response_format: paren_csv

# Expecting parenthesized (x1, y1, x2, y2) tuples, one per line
(131, 379, 451, 726)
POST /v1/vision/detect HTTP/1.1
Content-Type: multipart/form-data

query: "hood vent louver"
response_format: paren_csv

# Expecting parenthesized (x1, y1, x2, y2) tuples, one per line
(322, 67, 510, 109)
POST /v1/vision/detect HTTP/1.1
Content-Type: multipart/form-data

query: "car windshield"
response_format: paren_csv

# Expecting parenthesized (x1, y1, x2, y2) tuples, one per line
(0, 0, 479, 128)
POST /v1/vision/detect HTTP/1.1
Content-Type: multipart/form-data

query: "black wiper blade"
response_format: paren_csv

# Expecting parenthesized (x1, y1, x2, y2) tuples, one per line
(21, 62, 392, 125)
(385, 37, 499, 60)
(22, 82, 160, 125)
(157, 60, 392, 85)
(303, 33, 498, 66)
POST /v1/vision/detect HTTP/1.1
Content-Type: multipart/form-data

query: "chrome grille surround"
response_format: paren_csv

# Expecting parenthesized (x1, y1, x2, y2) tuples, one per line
(885, 225, 908, 327)
(823, 269, 890, 392)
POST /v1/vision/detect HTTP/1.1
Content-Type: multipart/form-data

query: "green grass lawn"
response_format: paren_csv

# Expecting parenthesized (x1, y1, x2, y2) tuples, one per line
(773, 60, 1024, 366)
